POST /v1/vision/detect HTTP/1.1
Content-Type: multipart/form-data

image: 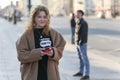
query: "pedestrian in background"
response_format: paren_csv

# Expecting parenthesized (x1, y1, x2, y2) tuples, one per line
(13, 9, 17, 24)
(70, 13, 76, 44)
(73, 10, 90, 80)
(16, 5, 66, 80)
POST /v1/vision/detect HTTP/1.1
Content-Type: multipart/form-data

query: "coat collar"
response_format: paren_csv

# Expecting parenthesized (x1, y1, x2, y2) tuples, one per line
(26, 29, 35, 49)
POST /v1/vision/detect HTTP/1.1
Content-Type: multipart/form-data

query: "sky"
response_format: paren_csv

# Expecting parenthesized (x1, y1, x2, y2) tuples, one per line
(0, 0, 19, 9)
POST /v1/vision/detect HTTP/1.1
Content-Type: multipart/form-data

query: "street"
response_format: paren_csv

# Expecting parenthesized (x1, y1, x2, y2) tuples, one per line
(0, 16, 120, 80)
(88, 18, 120, 53)
(50, 16, 120, 80)
(0, 18, 21, 80)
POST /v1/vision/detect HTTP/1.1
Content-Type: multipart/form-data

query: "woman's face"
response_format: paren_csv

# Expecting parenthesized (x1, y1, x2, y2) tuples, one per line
(35, 11, 47, 28)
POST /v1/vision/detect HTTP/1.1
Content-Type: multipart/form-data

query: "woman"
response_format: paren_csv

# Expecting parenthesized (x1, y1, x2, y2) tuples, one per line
(16, 5, 66, 80)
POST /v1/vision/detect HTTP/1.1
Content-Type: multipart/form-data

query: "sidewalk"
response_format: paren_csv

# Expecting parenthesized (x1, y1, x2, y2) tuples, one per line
(61, 43, 120, 80)
(0, 18, 21, 80)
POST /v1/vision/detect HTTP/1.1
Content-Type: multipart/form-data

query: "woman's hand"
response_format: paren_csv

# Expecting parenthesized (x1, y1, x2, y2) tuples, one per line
(42, 48, 53, 57)
(40, 51, 46, 56)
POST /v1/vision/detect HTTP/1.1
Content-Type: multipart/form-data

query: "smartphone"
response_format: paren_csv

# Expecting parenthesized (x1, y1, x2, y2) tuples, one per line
(42, 48, 52, 52)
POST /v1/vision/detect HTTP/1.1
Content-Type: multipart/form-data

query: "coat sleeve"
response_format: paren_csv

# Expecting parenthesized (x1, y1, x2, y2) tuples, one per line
(80, 21, 88, 44)
(77, 20, 88, 45)
(16, 32, 42, 64)
(82, 22, 88, 38)
(49, 29, 66, 61)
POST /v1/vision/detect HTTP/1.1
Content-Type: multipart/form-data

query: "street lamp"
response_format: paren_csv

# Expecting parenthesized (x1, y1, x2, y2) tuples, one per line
(27, 0, 32, 16)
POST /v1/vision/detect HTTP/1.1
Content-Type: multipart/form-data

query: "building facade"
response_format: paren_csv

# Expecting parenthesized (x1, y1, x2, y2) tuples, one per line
(48, 0, 71, 16)
(12, 0, 120, 17)
(19, 0, 42, 16)
(111, 0, 120, 17)
(73, 0, 118, 18)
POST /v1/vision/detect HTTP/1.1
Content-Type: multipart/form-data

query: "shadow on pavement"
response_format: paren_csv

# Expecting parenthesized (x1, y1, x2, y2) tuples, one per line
(89, 28, 120, 36)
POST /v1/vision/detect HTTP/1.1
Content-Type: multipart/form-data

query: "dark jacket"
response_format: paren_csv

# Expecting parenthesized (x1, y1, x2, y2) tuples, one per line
(70, 18, 76, 27)
(75, 18, 88, 45)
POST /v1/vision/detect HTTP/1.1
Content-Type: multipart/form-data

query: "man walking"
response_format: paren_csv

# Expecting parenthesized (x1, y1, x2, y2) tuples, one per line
(73, 10, 90, 80)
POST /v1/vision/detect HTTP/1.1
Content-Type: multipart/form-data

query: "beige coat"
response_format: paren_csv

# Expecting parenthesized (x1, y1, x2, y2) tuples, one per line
(16, 28, 66, 80)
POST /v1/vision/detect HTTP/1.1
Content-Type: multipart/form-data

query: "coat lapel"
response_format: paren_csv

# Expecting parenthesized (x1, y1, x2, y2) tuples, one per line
(26, 30, 35, 49)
